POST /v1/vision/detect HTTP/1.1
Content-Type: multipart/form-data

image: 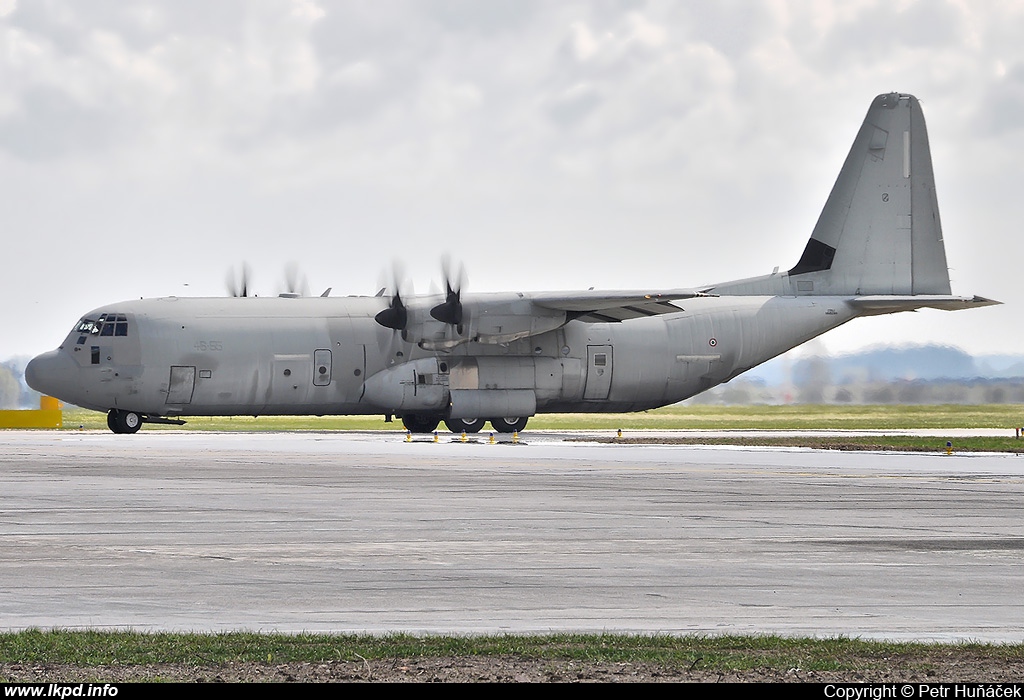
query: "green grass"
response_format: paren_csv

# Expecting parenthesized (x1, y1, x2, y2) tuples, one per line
(590, 435, 1024, 453)
(536, 404, 1024, 430)
(1, 630, 1021, 673)
(58, 404, 1024, 433)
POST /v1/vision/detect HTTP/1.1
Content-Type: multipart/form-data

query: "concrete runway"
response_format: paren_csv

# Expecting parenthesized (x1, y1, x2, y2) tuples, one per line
(2, 430, 1023, 641)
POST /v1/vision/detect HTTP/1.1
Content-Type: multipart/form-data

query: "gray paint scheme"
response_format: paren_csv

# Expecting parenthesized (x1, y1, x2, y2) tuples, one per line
(25, 94, 998, 432)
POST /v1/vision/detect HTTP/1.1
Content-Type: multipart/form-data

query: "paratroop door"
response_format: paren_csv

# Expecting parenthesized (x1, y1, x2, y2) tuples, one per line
(166, 365, 196, 404)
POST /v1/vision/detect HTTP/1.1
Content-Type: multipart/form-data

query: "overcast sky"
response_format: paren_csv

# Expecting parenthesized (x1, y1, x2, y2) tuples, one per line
(2, 0, 1022, 361)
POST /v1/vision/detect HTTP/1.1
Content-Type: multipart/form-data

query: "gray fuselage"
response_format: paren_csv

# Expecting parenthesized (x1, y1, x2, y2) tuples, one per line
(30, 293, 855, 419)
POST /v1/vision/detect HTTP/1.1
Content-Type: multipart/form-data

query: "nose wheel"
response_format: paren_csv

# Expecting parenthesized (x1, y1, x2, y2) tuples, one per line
(400, 414, 441, 433)
(107, 409, 143, 434)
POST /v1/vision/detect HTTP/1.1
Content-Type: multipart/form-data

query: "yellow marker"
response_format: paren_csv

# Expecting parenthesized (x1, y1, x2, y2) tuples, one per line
(488, 432, 495, 444)
(460, 431, 467, 443)
(512, 430, 519, 444)
(405, 431, 412, 443)
(433, 431, 439, 443)
(0, 395, 62, 429)
(617, 428, 622, 438)
(946, 441, 953, 455)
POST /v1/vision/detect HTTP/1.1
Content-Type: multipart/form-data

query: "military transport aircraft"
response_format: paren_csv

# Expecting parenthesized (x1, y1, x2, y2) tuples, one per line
(26, 93, 998, 434)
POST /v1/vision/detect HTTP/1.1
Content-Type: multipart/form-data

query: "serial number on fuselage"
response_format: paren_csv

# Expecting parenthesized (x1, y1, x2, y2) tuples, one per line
(193, 341, 224, 352)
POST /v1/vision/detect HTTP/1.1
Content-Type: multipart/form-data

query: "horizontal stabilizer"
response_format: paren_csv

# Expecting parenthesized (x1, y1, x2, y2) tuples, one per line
(850, 295, 1001, 314)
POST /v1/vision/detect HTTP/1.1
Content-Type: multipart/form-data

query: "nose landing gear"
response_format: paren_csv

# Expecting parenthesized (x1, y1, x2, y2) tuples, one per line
(400, 414, 441, 434)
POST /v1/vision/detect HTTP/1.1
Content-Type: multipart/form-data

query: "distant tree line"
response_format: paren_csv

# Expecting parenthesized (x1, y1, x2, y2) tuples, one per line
(686, 345, 1024, 405)
(0, 360, 38, 409)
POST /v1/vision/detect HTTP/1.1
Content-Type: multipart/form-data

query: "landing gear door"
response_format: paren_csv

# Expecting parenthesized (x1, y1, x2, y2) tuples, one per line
(583, 345, 613, 400)
(166, 365, 196, 404)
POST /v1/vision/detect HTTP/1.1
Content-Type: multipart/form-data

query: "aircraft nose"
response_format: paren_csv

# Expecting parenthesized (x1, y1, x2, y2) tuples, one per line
(25, 350, 77, 399)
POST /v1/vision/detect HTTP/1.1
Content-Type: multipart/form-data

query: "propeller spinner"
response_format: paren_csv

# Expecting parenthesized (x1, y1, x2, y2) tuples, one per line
(375, 288, 408, 330)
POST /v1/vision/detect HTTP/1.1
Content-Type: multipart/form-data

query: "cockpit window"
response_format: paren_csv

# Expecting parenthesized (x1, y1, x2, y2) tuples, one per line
(76, 314, 129, 337)
(99, 313, 129, 337)
(75, 319, 100, 335)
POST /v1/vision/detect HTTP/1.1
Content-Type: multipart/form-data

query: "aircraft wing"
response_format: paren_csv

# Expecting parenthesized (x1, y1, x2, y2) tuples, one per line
(529, 289, 710, 322)
(389, 288, 712, 350)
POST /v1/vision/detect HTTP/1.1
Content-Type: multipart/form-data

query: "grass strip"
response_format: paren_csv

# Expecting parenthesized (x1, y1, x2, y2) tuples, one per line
(56, 404, 1024, 433)
(2, 631, 1023, 673)
(583, 435, 1024, 453)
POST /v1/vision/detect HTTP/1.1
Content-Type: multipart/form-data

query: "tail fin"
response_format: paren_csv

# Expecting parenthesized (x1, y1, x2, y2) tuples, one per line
(710, 93, 960, 298)
(789, 92, 950, 295)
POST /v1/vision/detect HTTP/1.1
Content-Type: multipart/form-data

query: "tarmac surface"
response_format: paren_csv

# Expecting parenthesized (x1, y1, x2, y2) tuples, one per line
(2, 429, 1023, 641)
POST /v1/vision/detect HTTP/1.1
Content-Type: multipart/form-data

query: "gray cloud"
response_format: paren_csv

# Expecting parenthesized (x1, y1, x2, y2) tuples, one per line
(1, 0, 1022, 359)
(0, 86, 119, 159)
(983, 63, 1024, 135)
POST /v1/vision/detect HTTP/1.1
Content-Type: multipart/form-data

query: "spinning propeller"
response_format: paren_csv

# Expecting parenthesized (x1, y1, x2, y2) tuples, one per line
(429, 257, 466, 329)
(226, 262, 320, 298)
(375, 288, 408, 331)
(374, 262, 410, 331)
(226, 263, 253, 298)
(374, 258, 469, 336)
(280, 262, 310, 298)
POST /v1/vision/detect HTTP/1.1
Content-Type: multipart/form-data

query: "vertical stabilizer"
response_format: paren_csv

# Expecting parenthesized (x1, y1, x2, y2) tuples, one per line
(788, 92, 951, 295)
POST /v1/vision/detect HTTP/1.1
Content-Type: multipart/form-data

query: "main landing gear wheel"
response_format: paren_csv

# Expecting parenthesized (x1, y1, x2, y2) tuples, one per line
(444, 417, 486, 433)
(401, 414, 441, 433)
(108, 409, 143, 434)
(490, 416, 528, 433)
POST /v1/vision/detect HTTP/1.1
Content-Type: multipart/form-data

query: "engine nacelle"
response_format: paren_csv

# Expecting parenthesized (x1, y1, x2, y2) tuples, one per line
(362, 357, 449, 412)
